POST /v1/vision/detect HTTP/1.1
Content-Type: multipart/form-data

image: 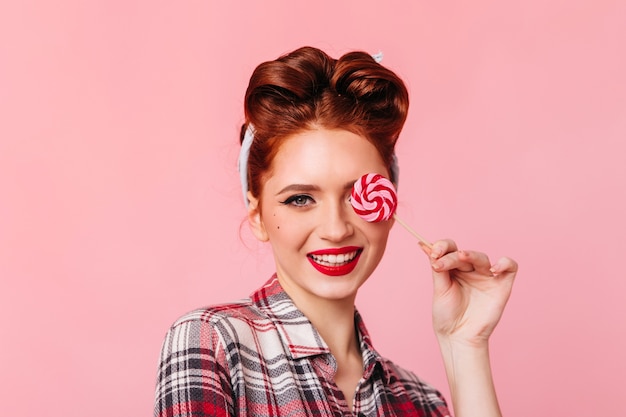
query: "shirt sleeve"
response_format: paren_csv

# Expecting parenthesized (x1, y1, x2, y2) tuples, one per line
(154, 315, 234, 417)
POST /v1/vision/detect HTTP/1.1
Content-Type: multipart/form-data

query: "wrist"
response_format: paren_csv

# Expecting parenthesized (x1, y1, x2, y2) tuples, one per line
(436, 332, 491, 351)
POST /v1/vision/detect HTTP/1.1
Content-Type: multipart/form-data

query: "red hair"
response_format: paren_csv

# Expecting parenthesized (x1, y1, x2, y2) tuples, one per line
(241, 46, 409, 199)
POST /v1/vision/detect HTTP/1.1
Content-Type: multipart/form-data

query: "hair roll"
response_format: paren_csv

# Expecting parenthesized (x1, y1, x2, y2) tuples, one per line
(241, 46, 409, 199)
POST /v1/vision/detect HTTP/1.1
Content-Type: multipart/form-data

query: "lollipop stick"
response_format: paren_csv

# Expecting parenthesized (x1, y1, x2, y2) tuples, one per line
(393, 213, 432, 249)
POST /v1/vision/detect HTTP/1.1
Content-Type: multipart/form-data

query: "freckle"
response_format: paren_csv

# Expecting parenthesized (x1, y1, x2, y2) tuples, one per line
(277, 226, 280, 229)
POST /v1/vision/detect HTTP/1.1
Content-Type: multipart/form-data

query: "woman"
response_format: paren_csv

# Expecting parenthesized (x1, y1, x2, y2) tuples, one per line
(154, 46, 517, 417)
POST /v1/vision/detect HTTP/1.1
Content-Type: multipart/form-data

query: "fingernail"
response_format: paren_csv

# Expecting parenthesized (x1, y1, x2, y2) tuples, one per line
(489, 265, 499, 276)
(432, 261, 442, 270)
(430, 248, 441, 259)
(419, 245, 432, 257)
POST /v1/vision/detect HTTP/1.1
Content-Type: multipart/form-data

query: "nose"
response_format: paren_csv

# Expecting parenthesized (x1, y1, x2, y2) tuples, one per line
(317, 200, 354, 242)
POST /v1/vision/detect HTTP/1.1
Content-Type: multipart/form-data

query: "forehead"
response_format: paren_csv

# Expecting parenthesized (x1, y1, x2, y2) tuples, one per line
(269, 129, 388, 185)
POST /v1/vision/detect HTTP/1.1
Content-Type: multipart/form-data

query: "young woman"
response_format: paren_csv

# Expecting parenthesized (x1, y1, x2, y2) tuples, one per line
(154, 46, 517, 417)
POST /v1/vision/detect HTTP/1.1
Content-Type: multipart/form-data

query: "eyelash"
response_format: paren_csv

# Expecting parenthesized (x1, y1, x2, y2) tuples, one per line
(280, 194, 315, 207)
(280, 194, 353, 208)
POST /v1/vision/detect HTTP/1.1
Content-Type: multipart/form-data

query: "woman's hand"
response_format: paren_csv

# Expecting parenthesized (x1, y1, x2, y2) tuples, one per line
(421, 239, 517, 347)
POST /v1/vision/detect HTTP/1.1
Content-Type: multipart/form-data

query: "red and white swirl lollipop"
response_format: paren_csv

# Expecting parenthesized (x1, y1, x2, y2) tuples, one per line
(351, 173, 397, 222)
(351, 173, 432, 247)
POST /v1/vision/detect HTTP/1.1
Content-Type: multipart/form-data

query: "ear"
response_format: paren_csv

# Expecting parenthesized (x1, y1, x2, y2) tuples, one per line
(247, 192, 269, 242)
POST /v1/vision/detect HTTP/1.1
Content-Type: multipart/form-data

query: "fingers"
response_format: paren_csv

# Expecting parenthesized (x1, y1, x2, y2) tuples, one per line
(429, 239, 476, 273)
(426, 239, 516, 278)
(428, 239, 458, 259)
(489, 256, 518, 277)
(431, 249, 492, 274)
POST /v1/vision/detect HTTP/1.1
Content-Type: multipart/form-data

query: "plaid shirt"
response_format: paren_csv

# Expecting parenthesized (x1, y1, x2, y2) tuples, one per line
(155, 276, 450, 417)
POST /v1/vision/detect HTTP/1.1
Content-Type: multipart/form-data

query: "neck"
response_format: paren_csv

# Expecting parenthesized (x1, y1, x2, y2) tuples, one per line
(280, 282, 360, 358)
(309, 300, 360, 358)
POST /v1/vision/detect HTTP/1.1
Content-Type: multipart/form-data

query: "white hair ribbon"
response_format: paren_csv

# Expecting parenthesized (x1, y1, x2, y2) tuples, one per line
(238, 124, 255, 207)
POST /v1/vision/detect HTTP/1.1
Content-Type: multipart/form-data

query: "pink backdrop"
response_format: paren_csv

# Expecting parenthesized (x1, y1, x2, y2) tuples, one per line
(1, 1, 625, 415)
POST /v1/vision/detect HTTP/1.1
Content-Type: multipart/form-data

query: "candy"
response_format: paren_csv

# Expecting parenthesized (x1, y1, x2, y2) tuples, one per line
(351, 173, 398, 222)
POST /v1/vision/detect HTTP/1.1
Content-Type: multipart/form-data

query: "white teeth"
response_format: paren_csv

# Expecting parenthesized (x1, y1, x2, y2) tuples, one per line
(310, 251, 358, 267)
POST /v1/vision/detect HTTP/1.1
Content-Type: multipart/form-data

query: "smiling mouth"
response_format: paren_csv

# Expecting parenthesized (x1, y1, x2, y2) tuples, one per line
(308, 250, 360, 267)
(306, 247, 363, 276)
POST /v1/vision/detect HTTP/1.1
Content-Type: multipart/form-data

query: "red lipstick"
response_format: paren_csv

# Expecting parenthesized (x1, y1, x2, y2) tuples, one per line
(307, 246, 362, 276)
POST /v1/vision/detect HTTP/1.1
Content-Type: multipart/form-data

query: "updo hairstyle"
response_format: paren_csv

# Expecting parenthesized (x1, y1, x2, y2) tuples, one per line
(241, 46, 409, 200)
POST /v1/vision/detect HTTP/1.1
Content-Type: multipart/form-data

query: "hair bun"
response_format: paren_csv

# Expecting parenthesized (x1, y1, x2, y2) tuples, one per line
(331, 52, 408, 134)
(241, 46, 409, 198)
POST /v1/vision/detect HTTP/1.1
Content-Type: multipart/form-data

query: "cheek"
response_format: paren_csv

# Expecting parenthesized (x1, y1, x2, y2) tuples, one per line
(263, 211, 293, 238)
(264, 211, 316, 248)
(364, 222, 393, 254)
(263, 211, 279, 231)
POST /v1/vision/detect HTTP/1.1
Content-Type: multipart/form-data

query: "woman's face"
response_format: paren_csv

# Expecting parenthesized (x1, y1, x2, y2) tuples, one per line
(248, 128, 394, 307)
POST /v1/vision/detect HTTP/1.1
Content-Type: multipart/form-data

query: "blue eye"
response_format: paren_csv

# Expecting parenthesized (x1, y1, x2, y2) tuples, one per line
(281, 194, 314, 207)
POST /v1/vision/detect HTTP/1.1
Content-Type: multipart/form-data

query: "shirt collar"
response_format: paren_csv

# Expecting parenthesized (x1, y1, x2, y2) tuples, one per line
(251, 276, 330, 359)
(250, 276, 391, 382)
(355, 309, 389, 382)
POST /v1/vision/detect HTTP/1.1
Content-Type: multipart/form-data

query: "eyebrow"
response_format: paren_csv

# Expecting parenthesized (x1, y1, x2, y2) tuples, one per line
(275, 180, 356, 196)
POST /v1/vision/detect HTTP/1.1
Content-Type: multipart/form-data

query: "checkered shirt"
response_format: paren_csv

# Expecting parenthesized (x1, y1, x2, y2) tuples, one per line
(155, 276, 450, 416)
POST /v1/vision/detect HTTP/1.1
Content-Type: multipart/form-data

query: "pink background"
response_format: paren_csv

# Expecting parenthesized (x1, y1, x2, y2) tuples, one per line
(1, 1, 625, 415)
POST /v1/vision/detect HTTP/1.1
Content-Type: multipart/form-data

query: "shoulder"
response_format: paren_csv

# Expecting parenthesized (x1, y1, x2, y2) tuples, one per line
(164, 298, 271, 343)
(155, 302, 257, 416)
(159, 298, 272, 354)
(172, 298, 265, 327)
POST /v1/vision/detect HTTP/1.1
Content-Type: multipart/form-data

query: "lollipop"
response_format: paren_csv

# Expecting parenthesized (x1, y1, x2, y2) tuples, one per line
(351, 173, 397, 222)
(351, 173, 432, 248)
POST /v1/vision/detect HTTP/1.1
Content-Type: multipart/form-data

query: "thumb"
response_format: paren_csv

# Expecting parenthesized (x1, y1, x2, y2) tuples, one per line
(418, 242, 452, 295)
